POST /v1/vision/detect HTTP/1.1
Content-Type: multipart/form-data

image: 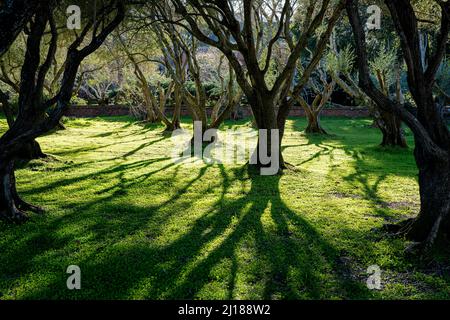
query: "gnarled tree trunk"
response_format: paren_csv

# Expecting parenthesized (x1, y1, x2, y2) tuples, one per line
(404, 154, 450, 246)
(0, 89, 48, 158)
(347, 0, 450, 250)
(378, 110, 407, 148)
(305, 110, 327, 134)
(248, 92, 284, 172)
(170, 84, 182, 131)
(165, 0, 346, 175)
(296, 82, 334, 135)
(0, 159, 43, 222)
(375, 68, 407, 148)
(0, 1, 125, 223)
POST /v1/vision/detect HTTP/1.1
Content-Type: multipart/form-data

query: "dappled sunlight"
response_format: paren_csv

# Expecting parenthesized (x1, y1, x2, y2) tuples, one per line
(1, 0, 449, 305)
(0, 117, 448, 300)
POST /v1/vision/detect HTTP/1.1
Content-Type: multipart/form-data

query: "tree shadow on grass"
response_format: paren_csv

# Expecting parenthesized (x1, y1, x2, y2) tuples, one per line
(289, 117, 417, 180)
(0, 162, 214, 298)
(49, 135, 167, 158)
(160, 166, 372, 299)
(3, 117, 447, 299)
(340, 146, 418, 210)
(2, 117, 399, 299)
(9, 163, 375, 300)
(22, 156, 173, 196)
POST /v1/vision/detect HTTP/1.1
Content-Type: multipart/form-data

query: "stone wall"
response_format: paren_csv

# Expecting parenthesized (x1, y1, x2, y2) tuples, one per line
(64, 105, 130, 117)
(64, 104, 371, 118)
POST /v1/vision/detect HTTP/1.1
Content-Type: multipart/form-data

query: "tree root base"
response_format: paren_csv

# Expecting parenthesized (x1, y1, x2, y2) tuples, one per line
(16, 199, 45, 214)
(380, 142, 408, 149)
(1, 160, 45, 223)
(381, 217, 449, 256)
(0, 201, 44, 223)
(382, 218, 416, 235)
(0, 208, 29, 224)
(304, 126, 328, 135)
(163, 125, 182, 132)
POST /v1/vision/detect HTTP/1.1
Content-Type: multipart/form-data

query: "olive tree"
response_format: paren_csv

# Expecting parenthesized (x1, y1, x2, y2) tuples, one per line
(152, 0, 346, 171)
(347, 0, 450, 251)
(0, 0, 126, 223)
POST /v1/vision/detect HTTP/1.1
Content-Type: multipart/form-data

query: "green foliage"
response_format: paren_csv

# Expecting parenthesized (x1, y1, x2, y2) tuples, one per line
(201, 81, 223, 98)
(327, 46, 356, 74)
(182, 80, 223, 99)
(369, 44, 398, 87)
(70, 96, 88, 105)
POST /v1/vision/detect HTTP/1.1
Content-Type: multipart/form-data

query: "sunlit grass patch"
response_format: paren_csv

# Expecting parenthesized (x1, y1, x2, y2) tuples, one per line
(0, 116, 448, 300)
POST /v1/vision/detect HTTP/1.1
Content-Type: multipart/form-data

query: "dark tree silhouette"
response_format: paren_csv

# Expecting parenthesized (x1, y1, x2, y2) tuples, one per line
(0, 0, 40, 56)
(347, 0, 450, 251)
(0, 0, 126, 223)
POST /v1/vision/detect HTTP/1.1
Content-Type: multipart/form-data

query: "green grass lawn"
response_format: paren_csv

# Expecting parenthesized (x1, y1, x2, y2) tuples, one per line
(0, 116, 449, 300)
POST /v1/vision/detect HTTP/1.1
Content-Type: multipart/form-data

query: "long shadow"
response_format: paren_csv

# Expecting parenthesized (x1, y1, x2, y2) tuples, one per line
(288, 117, 417, 179)
(0, 162, 213, 298)
(121, 137, 167, 159)
(50, 137, 160, 157)
(14, 164, 373, 299)
(337, 147, 420, 227)
(2, 117, 420, 299)
(23, 157, 172, 195)
(160, 166, 370, 299)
